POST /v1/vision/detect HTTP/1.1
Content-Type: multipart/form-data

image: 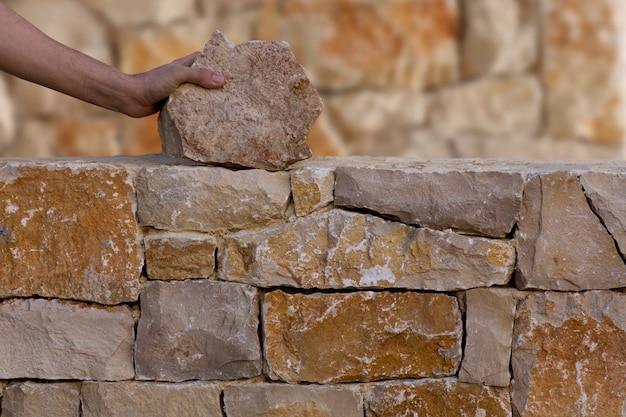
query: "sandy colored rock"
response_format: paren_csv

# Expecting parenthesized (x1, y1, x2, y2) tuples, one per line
(223, 383, 363, 417)
(135, 280, 261, 382)
(367, 379, 511, 417)
(290, 166, 335, 217)
(0, 162, 142, 305)
(516, 172, 626, 290)
(0, 299, 134, 380)
(512, 291, 626, 416)
(82, 0, 196, 27)
(159, 30, 321, 170)
(81, 382, 223, 417)
(2, 382, 80, 417)
(144, 232, 216, 280)
(263, 290, 462, 383)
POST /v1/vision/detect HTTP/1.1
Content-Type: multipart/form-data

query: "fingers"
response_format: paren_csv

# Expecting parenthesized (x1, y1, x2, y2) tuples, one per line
(172, 52, 225, 89)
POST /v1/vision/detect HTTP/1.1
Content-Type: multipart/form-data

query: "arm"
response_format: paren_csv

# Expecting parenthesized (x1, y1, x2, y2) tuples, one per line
(0, 2, 224, 117)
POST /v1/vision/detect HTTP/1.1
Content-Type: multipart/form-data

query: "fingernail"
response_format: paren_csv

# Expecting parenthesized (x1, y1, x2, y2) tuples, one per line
(212, 73, 225, 84)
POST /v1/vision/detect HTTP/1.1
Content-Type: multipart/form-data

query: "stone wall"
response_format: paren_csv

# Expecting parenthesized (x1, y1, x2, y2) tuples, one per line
(2, 155, 626, 416)
(1, 0, 626, 160)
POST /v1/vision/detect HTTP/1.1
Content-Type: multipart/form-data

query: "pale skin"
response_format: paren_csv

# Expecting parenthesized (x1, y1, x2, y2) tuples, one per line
(0, 2, 225, 118)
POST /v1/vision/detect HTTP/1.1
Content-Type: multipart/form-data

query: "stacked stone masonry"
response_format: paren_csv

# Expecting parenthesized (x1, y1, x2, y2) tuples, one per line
(4, 155, 626, 416)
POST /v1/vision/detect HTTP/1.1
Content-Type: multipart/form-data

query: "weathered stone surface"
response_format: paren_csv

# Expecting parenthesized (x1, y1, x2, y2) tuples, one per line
(223, 383, 363, 417)
(221, 209, 515, 290)
(81, 382, 223, 417)
(367, 379, 511, 417)
(144, 232, 216, 280)
(136, 165, 291, 232)
(0, 299, 134, 380)
(135, 280, 261, 382)
(263, 290, 462, 383)
(512, 291, 626, 416)
(462, 0, 539, 77)
(2, 382, 80, 417)
(516, 172, 626, 290)
(290, 166, 335, 217)
(0, 162, 142, 305)
(459, 288, 520, 387)
(160, 30, 321, 170)
(334, 165, 525, 237)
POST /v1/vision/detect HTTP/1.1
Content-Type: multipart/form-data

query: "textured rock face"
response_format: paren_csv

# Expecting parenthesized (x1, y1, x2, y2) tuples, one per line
(263, 290, 462, 383)
(0, 163, 143, 305)
(2, 382, 80, 417)
(144, 232, 216, 280)
(135, 280, 261, 382)
(512, 291, 626, 416)
(290, 166, 335, 217)
(159, 30, 322, 170)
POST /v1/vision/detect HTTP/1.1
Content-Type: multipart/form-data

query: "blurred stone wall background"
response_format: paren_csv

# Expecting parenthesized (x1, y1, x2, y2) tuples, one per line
(0, 0, 625, 160)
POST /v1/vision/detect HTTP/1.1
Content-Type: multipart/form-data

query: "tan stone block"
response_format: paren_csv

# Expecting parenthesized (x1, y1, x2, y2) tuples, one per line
(81, 382, 223, 417)
(263, 290, 462, 383)
(0, 162, 143, 304)
(2, 382, 80, 417)
(516, 172, 626, 290)
(81, 0, 196, 27)
(0, 299, 134, 380)
(144, 232, 217, 280)
(512, 291, 626, 416)
(367, 379, 511, 416)
(290, 166, 334, 217)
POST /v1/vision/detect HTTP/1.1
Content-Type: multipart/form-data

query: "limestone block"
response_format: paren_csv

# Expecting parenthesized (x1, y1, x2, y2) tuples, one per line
(81, 382, 223, 417)
(461, 0, 539, 77)
(81, 0, 196, 27)
(516, 172, 626, 290)
(427, 75, 543, 139)
(135, 280, 261, 382)
(290, 166, 335, 217)
(512, 291, 626, 416)
(220, 209, 515, 290)
(0, 162, 143, 305)
(136, 165, 291, 232)
(367, 379, 511, 417)
(258, 0, 459, 90)
(334, 165, 524, 237)
(223, 383, 363, 417)
(263, 290, 462, 383)
(2, 382, 80, 417)
(0, 299, 134, 380)
(459, 288, 520, 387)
(159, 31, 321, 170)
(144, 232, 217, 280)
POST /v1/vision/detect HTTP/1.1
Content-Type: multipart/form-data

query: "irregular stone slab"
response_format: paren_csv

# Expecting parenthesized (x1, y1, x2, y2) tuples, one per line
(221, 209, 515, 290)
(0, 162, 142, 305)
(0, 299, 134, 380)
(159, 30, 321, 170)
(136, 165, 291, 232)
(223, 383, 363, 417)
(334, 165, 524, 237)
(144, 232, 216, 280)
(459, 288, 520, 387)
(81, 382, 223, 417)
(263, 290, 462, 383)
(516, 172, 626, 290)
(512, 291, 626, 416)
(2, 382, 80, 417)
(290, 166, 335, 217)
(367, 379, 511, 417)
(135, 280, 261, 382)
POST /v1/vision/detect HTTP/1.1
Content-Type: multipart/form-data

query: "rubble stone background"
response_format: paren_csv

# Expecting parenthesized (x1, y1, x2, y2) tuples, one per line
(1, 0, 626, 160)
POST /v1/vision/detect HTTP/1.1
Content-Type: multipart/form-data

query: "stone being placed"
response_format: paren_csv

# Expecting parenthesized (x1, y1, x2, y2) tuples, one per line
(159, 30, 323, 171)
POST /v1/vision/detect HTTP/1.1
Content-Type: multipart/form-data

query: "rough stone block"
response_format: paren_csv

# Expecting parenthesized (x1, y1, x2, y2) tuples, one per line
(223, 383, 363, 417)
(135, 280, 261, 382)
(334, 164, 524, 237)
(2, 382, 80, 417)
(367, 379, 511, 417)
(81, 382, 223, 417)
(144, 232, 216, 280)
(290, 166, 335, 217)
(516, 172, 626, 290)
(512, 291, 626, 416)
(159, 30, 321, 170)
(0, 299, 134, 380)
(136, 165, 291, 232)
(263, 290, 462, 383)
(221, 209, 515, 290)
(0, 162, 142, 305)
